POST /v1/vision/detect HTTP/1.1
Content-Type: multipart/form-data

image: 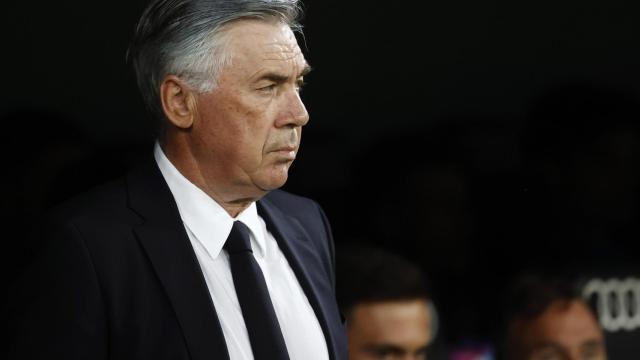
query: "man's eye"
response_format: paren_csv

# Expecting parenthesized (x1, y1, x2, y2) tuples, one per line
(581, 347, 604, 360)
(531, 349, 563, 360)
(371, 349, 400, 360)
(258, 84, 276, 93)
(296, 80, 305, 93)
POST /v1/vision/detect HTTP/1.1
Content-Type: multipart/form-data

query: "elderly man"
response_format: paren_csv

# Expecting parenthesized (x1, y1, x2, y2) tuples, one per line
(6, 1, 346, 359)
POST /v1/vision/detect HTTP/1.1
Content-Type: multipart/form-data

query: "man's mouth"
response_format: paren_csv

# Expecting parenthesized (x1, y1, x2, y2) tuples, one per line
(272, 145, 297, 160)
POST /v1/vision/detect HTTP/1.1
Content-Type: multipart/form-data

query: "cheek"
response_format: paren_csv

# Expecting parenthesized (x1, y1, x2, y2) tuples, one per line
(200, 91, 277, 161)
(202, 98, 247, 139)
(233, 98, 273, 139)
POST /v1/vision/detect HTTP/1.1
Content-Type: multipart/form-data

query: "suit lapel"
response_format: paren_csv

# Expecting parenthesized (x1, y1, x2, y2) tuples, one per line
(126, 160, 229, 360)
(257, 199, 339, 360)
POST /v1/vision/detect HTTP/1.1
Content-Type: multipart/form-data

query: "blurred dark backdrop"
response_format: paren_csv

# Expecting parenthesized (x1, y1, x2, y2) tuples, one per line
(2, 0, 640, 356)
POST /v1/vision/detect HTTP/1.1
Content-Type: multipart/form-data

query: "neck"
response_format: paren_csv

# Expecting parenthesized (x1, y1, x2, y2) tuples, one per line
(160, 137, 260, 218)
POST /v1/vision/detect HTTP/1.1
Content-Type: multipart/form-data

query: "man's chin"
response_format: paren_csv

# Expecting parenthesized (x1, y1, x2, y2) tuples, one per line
(255, 169, 289, 192)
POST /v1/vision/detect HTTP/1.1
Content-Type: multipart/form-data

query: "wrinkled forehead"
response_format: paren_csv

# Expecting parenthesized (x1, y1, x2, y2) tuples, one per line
(260, 38, 304, 62)
(223, 19, 306, 66)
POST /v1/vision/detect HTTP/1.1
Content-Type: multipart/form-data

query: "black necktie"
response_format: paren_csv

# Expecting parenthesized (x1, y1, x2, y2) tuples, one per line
(224, 221, 290, 360)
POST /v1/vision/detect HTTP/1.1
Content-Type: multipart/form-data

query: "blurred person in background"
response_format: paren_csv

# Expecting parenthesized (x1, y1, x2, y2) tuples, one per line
(337, 245, 436, 360)
(500, 275, 606, 360)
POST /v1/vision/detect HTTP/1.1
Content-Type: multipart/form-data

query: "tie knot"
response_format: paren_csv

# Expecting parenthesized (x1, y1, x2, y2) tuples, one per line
(224, 221, 253, 254)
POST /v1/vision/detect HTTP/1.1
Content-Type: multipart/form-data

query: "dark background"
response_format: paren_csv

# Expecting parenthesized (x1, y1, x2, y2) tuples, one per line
(2, 0, 640, 357)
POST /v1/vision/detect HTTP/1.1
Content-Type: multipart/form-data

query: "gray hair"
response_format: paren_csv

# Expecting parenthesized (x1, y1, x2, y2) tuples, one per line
(128, 0, 303, 125)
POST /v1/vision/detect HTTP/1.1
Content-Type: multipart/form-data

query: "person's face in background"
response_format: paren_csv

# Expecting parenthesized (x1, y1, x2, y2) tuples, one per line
(510, 300, 606, 360)
(347, 299, 432, 360)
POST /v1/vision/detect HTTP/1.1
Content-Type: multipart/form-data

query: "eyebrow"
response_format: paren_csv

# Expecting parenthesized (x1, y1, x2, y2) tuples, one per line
(257, 64, 312, 83)
(414, 345, 429, 355)
(300, 64, 312, 77)
(534, 342, 562, 349)
(581, 339, 604, 350)
(363, 344, 406, 356)
(530, 343, 564, 354)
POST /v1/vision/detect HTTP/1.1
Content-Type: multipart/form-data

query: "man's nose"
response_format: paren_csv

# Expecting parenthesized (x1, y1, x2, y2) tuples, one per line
(275, 88, 309, 128)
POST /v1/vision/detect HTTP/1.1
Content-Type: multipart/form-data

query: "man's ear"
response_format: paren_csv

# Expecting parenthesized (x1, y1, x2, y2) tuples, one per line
(160, 75, 197, 129)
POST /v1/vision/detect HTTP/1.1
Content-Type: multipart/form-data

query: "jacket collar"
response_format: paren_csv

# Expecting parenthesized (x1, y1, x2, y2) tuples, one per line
(257, 196, 341, 360)
(126, 158, 230, 360)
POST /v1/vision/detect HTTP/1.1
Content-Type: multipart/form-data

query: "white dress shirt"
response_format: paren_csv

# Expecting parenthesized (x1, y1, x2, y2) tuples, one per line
(154, 143, 329, 360)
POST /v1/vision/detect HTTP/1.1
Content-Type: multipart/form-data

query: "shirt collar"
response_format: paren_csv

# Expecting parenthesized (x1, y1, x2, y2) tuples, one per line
(153, 142, 267, 259)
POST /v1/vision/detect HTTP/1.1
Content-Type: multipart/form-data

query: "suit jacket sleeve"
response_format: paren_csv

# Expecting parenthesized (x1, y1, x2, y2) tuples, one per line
(7, 217, 109, 359)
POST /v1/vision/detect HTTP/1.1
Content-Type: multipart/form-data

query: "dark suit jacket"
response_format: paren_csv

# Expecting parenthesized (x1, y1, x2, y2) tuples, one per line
(6, 158, 347, 360)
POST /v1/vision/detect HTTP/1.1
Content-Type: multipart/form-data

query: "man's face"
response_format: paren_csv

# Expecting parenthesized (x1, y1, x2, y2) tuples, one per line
(189, 19, 309, 199)
(347, 299, 432, 360)
(511, 300, 607, 360)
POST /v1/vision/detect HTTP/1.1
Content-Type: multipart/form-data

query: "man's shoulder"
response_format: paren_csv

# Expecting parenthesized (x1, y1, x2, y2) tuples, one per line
(48, 156, 161, 226)
(47, 175, 138, 228)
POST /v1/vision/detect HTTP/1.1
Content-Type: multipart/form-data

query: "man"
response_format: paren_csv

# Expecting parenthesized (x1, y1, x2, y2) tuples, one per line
(336, 245, 435, 360)
(501, 275, 607, 360)
(6, 1, 346, 359)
